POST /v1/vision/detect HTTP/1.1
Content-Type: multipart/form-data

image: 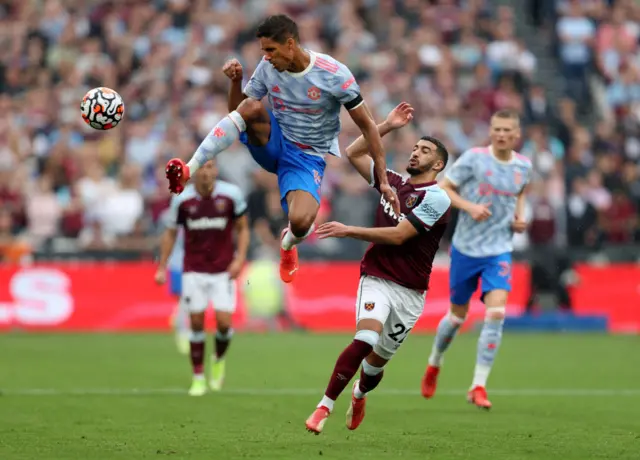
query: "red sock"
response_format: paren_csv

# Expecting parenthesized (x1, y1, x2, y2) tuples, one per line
(325, 340, 373, 400)
(358, 368, 384, 394)
(190, 340, 204, 375)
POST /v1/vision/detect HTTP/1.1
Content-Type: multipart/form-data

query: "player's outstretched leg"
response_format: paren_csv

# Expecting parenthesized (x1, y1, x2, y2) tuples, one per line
(280, 191, 320, 283)
(305, 329, 379, 434)
(422, 307, 466, 398)
(468, 296, 506, 410)
(188, 323, 207, 397)
(347, 353, 386, 431)
(210, 312, 233, 391)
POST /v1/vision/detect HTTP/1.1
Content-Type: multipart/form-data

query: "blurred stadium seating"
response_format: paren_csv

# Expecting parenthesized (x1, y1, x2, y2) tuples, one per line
(0, 0, 638, 330)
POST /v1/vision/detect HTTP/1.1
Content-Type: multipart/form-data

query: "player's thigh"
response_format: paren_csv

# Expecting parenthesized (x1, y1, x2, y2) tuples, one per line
(181, 272, 209, 315)
(279, 144, 325, 217)
(238, 109, 281, 174)
(355, 275, 392, 334)
(480, 252, 512, 305)
(209, 272, 237, 314)
(375, 287, 425, 361)
(285, 190, 320, 234)
(449, 246, 482, 306)
(236, 98, 271, 145)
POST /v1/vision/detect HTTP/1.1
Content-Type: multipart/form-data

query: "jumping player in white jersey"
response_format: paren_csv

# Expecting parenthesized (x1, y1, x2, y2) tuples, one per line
(422, 109, 532, 409)
(305, 103, 451, 434)
(164, 14, 398, 284)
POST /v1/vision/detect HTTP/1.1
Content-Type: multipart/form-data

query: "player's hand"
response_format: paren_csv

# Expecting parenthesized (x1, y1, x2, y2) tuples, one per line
(316, 221, 350, 239)
(380, 183, 401, 215)
(227, 258, 244, 280)
(154, 268, 167, 285)
(222, 58, 243, 82)
(385, 102, 414, 129)
(469, 203, 492, 222)
(165, 158, 191, 194)
(511, 218, 528, 233)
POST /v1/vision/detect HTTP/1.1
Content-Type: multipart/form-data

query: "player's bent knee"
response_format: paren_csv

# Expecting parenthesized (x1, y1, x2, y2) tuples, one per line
(237, 98, 268, 123)
(364, 352, 388, 370)
(485, 306, 506, 321)
(215, 311, 233, 331)
(288, 211, 316, 237)
(450, 304, 469, 321)
(354, 329, 380, 348)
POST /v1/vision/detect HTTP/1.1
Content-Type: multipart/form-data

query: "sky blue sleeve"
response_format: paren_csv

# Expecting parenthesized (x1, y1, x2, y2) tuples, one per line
(445, 149, 475, 187)
(243, 59, 268, 100)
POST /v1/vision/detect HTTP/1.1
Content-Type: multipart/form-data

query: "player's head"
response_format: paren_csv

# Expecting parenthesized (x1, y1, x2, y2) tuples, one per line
(256, 14, 300, 72)
(195, 160, 218, 191)
(406, 136, 449, 177)
(490, 109, 521, 152)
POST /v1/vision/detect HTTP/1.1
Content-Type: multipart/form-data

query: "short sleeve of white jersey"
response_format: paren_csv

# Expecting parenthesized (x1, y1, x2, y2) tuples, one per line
(407, 189, 451, 233)
(330, 61, 362, 109)
(226, 183, 248, 217)
(164, 194, 183, 229)
(243, 59, 268, 100)
(445, 149, 475, 187)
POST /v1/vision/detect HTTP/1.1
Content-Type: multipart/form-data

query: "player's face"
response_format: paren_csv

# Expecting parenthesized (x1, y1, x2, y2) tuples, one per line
(195, 160, 218, 188)
(406, 140, 444, 176)
(260, 37, 295, 72)
(490, 116, 520, 151)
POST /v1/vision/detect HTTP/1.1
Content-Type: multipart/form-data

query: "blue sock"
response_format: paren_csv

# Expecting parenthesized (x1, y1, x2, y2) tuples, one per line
(428, 312, 465, 367)
(187, 111, 246, 173)
(472, 316, 504, 388)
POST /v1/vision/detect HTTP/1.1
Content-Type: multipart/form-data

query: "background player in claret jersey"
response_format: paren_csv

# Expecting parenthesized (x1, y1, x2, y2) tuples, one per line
(164, 14, 399, 284)
(422, 109, 532, 410)
(155, 160, 250, 396)
(305, 103, 451, 434)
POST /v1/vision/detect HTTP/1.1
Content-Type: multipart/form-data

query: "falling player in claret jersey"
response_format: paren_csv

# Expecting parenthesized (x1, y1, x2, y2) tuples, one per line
(422, 109, 532, 409)
(155, 160, 250, 396)
(305, 103, 451, 434)
(164, 14, 399, 285)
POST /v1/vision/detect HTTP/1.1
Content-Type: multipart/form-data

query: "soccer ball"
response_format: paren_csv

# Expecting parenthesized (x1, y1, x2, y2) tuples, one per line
(80, 87, 125, 130)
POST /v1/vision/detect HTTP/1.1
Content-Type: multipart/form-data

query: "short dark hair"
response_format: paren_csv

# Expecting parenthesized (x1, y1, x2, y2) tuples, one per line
(256, 15, 299, 44)
(492, 109, 520, 124)
(421, 135, 449, 169)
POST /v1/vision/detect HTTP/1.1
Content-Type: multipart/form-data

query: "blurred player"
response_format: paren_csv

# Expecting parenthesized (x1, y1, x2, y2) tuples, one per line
(164, 14, 399, 284)
(166, 229, 190, 355)
(155, 160, 250, 396)
(306, 103, 451, 434)
(422, 109, 532, 409)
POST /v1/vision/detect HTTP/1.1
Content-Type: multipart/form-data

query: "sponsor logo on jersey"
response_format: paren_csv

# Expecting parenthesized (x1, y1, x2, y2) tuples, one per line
(380, 195, 406, 222)
(418, 201, 442, 221)
(186, 217, 228, 230)
(215, 199, 226, 212)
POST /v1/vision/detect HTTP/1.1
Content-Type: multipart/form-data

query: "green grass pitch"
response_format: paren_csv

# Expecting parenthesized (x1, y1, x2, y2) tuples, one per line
(0, 333, 638, 459)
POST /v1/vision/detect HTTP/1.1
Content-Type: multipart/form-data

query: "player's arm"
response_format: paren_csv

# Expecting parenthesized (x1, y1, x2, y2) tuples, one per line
(223, 59, 249, 111)
(343, 219, 419, 245)
(440, 151, 492, 222)
(157, 227, 178, 271)
(345, 102, 414, 185)
(512, 177, 530, 233)
(228, 188, 250, 279)
(155, 197, 182, 284)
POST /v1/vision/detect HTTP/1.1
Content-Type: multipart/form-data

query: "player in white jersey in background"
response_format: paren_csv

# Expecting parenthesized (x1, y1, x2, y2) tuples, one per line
(164, 14, 399, 284)
(422, 109, 533, 409)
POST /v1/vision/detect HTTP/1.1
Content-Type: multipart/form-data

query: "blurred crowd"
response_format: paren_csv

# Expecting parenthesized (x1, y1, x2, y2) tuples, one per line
(0, 0, 638, 263)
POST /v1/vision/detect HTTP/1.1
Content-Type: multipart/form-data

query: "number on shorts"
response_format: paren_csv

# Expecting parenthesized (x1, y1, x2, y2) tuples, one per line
(388, 323, 412, 343)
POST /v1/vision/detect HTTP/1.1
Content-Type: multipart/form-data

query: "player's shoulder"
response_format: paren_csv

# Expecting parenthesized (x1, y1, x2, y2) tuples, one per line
(421, 184, 451, 209)
(172, 184, 198, 207)
(311, 51, 352, 78)
(512, 151, 533, 169)
(385, 169, 405, 186)
(215, 180, 244, 200)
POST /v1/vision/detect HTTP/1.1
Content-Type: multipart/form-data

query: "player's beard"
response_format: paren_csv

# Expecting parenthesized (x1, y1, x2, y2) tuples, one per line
(406, 159, 436, 176)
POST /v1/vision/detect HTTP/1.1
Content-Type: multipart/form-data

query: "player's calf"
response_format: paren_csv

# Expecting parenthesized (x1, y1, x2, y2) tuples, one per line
(306, 329, 380, 434)
(470, 304, 505, 408)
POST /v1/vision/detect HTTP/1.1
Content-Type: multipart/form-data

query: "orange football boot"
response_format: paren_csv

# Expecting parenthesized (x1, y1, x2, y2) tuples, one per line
(279, 228, 299, 283)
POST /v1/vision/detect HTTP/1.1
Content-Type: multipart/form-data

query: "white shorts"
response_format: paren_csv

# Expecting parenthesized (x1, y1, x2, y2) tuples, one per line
(356, 275, 426, 360)
(181, 272, 236, 314)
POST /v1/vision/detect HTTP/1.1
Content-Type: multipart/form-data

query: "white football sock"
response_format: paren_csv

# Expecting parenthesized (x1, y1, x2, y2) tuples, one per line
(317, 395, 335, 412)
(282, 223, 315, 251)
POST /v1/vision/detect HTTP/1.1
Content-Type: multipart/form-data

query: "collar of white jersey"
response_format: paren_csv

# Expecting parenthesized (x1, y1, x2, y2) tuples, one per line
(488, 145, 515, 164)
(285, 50, 317, 78)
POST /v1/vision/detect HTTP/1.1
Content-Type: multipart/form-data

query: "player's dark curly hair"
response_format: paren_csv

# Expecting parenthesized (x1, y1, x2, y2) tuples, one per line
(256, 15, 300, 44)
(421, 136, 449, 169)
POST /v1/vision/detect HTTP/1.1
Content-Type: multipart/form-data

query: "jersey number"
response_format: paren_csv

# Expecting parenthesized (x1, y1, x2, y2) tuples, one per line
(388, 323, 412, 343)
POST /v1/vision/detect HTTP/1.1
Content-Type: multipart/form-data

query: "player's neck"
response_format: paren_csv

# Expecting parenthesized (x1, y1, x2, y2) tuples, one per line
(288, 47, 310, 73)
(196, 183, 214, 197)
(408, 174, 437, 186)
(492, 146, 513, 162)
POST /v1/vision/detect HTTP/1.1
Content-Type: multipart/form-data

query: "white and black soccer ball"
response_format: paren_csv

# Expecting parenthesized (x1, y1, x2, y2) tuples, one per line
(80, 87, 125, 130)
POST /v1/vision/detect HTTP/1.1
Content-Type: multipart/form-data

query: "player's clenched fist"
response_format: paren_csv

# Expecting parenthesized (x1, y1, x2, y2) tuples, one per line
(154, 267, 167, 285)
(469, 202, 492, 222)
(223, 58, 243, 82)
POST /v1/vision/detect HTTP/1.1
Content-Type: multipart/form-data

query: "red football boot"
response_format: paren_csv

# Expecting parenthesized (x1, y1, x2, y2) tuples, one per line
(421, 365, 440, 399)
(346, 380, 366, 430)
(165, 158, 190, 194)
(467, 385, 492, 410)
(279, 228, 299, 283)
(305, 406, 330, 435)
